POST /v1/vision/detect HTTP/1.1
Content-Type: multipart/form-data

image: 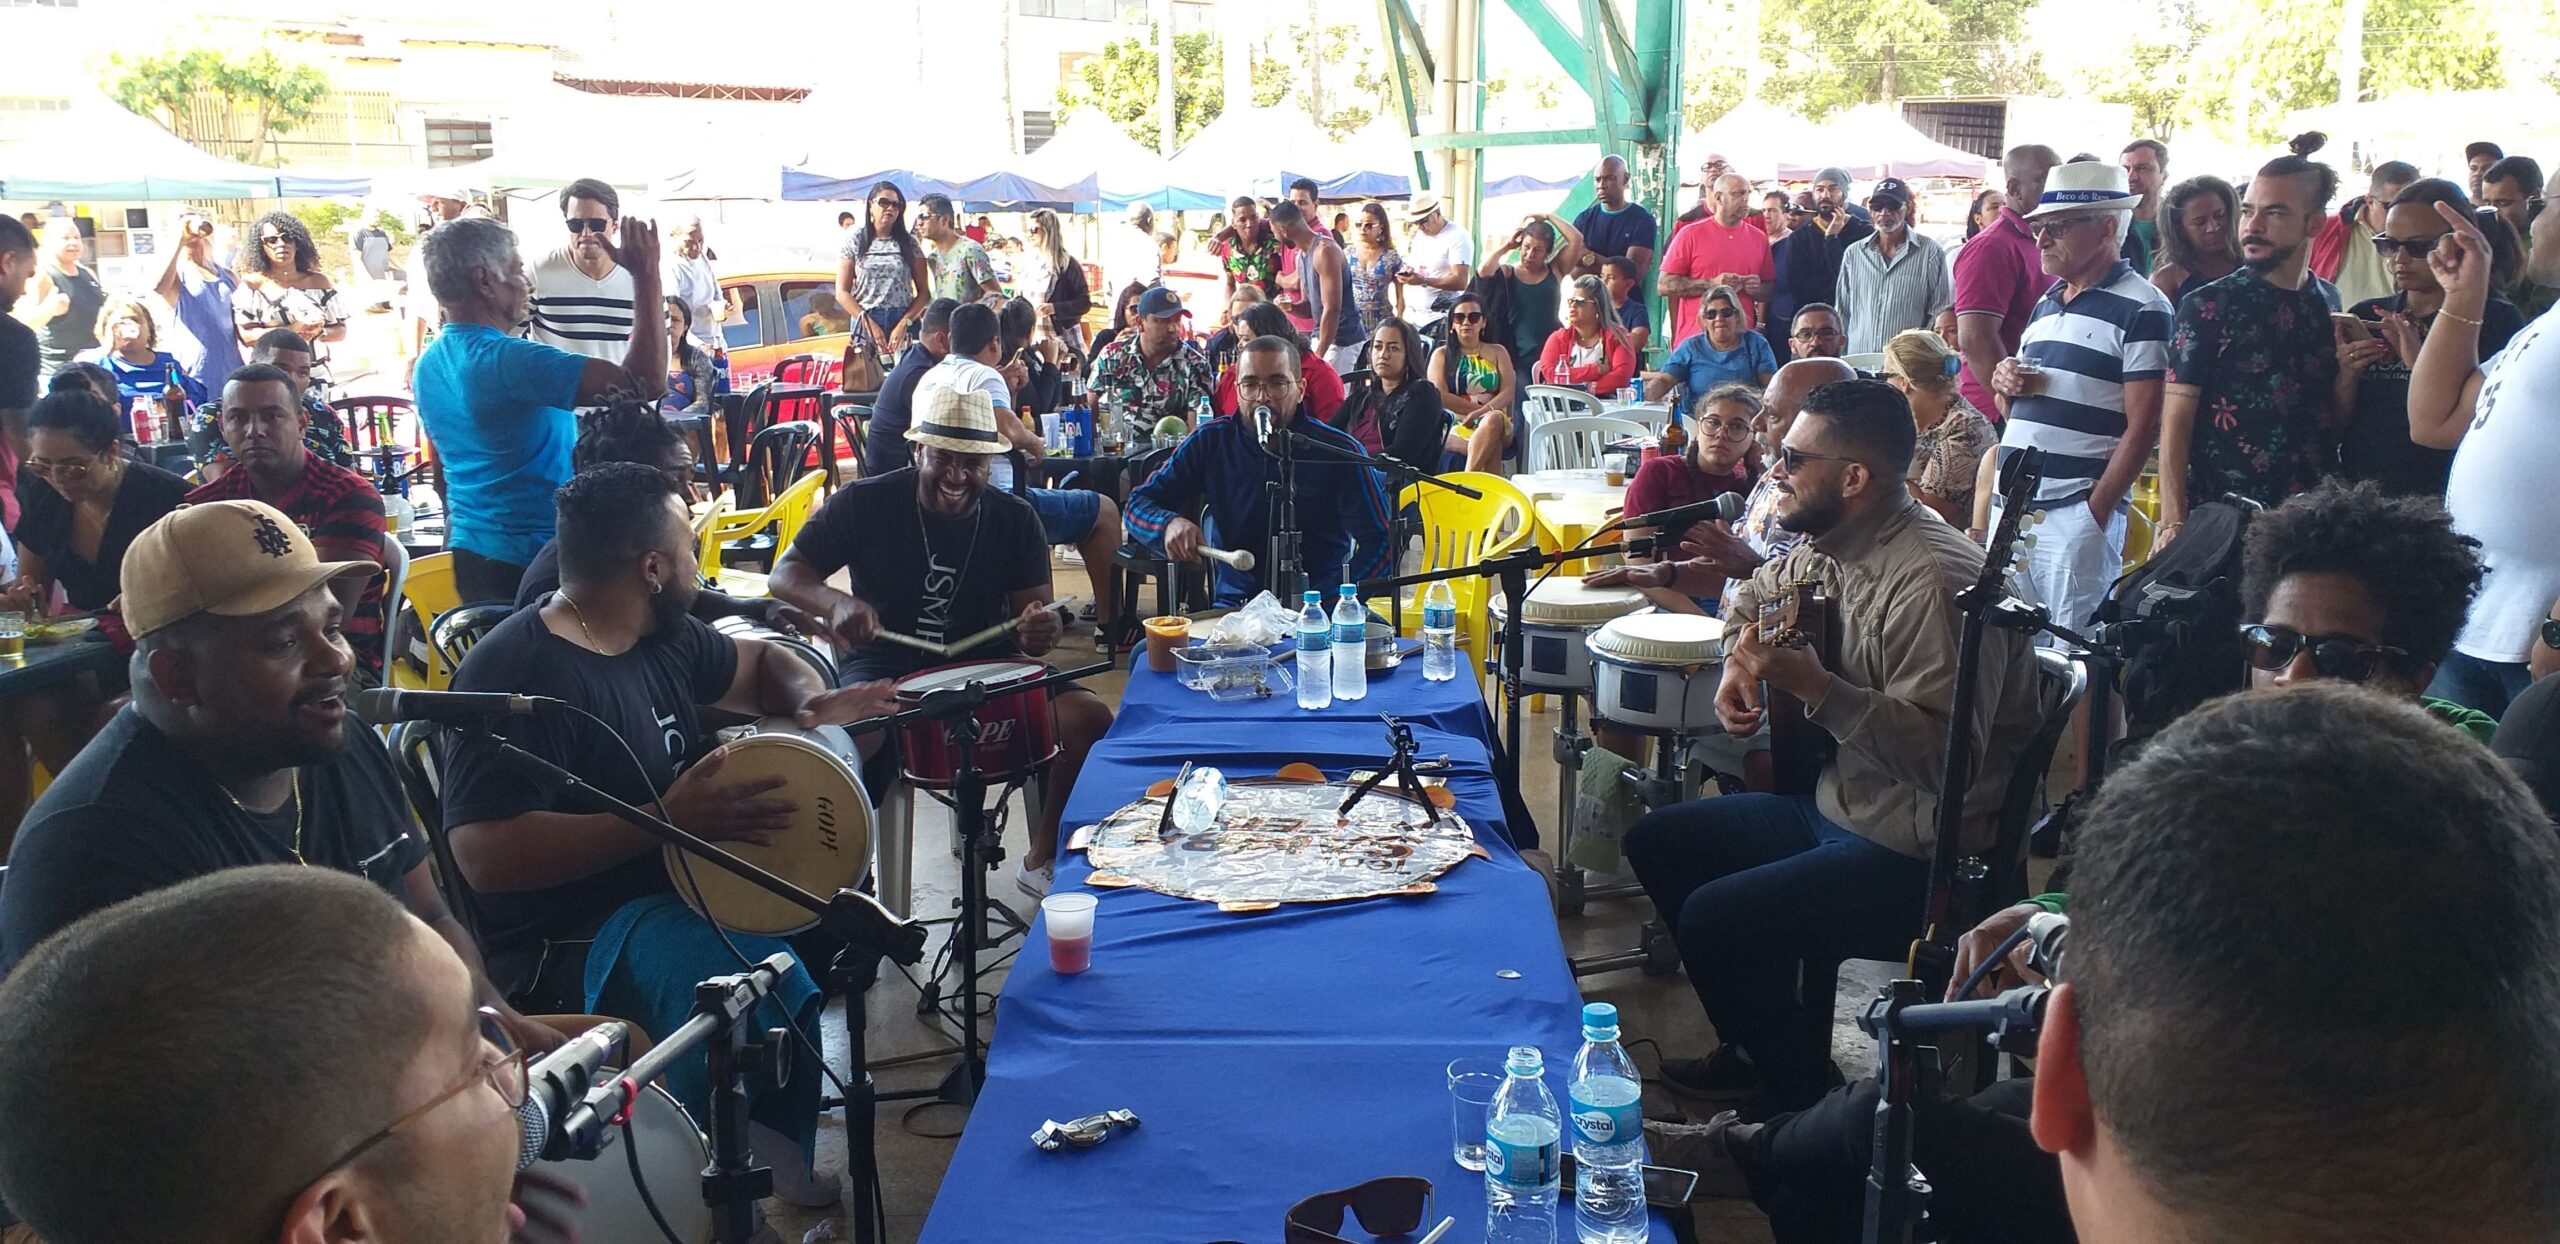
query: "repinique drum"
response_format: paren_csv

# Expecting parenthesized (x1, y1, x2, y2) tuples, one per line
(1489, 580, 1649, 691)
(1588, 612, 1727, 734)
(666, 726, 872, 935)
(525, 1081, 711, 1243)
(893, 659, 1058, 787)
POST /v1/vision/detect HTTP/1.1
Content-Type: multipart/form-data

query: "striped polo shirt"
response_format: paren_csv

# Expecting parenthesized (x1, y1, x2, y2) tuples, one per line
(1995, 261, 2172, 511)
(526, 247, 638, 361)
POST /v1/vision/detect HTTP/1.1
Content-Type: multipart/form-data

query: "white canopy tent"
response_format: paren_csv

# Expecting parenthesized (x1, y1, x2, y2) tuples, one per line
(0, 92, 369, 200)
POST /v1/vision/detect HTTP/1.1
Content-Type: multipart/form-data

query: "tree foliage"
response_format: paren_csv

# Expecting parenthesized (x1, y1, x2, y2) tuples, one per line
(1058, 26, 1225, 152)
(1754, 0, 2046, 119)
(105, 46, 330, 162)
(2189, 0, 2502, 143)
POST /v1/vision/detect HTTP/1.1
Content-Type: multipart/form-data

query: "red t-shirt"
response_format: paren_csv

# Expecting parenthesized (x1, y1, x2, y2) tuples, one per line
(1950, 208, 2054, 415)
(186, 452, 389, 673)
(1657, 217, 1775, 347)
(1622, 451, 1753, 530)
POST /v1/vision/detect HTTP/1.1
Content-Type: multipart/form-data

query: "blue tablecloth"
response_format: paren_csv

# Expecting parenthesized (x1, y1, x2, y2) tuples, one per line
(917, 666, 1671, 1242)
(1113, 649, 1540, 850)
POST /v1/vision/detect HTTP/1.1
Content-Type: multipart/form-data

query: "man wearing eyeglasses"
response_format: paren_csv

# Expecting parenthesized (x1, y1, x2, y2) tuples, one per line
(1127, 336, 1393, 605)
(1672, 153, 1736, 236)
(1785, 304, 1848, 362)
(2239, 480, 2493, 738)
(1622, 378, 2042, 1118)
(2335, 180, 2526, 499)
(527, 177, 642, 361)
(0, 866, 532, 1244)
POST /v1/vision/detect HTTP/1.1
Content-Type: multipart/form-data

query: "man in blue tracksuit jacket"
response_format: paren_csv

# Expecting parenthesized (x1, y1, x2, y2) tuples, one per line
(1126, 334, 1395, 605)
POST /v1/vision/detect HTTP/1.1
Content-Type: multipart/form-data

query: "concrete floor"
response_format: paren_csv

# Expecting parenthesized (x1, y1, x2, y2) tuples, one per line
(748, 554, 2058, 1244)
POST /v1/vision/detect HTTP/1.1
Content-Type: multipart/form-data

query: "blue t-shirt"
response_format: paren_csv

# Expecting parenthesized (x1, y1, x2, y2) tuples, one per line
(1616, 295, 1650, 334)
(173, 264, 243, 396)
(413, 323, 587, 565)
(1663, 331, 1776, 414)
(79, 350, 206, 405)
(1572, 202, 1660, 263)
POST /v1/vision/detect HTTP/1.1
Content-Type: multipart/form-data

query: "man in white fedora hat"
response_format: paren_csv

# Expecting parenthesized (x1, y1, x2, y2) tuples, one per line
(1395, 191, 1476, 327)
(771, 383, 1115, 898)
(1987, 159, 2174, 674)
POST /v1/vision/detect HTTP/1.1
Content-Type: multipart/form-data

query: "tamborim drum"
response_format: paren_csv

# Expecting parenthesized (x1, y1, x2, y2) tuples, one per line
(526, 1080, 711, 1243)
(710, 616, 839, 685)
(1489, 580, 1649, 691)
(893, 659, 1058, 787)
(1588, 612, 1727, 734)
(666, 727, 872, 935)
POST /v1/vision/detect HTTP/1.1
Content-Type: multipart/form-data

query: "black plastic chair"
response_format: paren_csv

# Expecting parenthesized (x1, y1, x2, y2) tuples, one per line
(429, 603, 515, 678)
(386, 719, 482, 943)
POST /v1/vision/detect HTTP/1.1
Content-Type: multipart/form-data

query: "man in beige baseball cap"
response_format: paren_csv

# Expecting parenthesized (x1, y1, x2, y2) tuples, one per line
(121, 499, 381, 638)
(2, 496, 565, 1057)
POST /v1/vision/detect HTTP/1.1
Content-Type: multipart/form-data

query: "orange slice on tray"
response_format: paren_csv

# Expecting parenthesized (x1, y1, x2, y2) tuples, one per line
(1425, 786, 1457, 809)
(1145, 777, 1179, 798)
(1274, 762, 1327, 783)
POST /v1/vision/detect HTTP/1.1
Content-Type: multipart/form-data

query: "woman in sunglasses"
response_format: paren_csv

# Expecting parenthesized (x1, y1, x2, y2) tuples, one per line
(834, 181, 932, 353)
(1428, 291, 1517, 472)
(2238, 479, 2496, 741)
(1642, 284, 1776, 415)
(2334, 179, 2526, 498)
(230, 211, 344, 366)
(1535, 274, 1637, 395)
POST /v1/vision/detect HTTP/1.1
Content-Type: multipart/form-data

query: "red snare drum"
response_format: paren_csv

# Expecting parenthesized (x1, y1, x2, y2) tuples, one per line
(893, 659, 1059, 787)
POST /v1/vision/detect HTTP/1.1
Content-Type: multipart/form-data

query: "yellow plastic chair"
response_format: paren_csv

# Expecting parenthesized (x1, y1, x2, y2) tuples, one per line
(1396, 471, 1533, 692)
(702, 470, 825, 597)
(393, 552, 464, 690)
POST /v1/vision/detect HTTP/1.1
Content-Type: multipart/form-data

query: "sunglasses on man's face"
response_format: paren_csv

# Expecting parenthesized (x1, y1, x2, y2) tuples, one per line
(565, 218, 613, 235)
(2371, 234, 2448, 260)
(2240, 624, 2409, 682)
(1777, 444, 1857, 473)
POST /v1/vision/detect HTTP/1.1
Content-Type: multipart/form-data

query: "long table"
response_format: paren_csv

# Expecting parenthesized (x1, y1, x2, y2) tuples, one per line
(917, 653, 1672, 1242)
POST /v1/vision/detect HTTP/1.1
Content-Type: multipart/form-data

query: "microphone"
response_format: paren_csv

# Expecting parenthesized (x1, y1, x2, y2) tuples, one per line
(527, 1020, 629, 1162)
(1619, 491, 1745, 532)
(2025, 911, 2069, 979)
(350, 688, 545, 725)
(1250, 402, 1275, 451)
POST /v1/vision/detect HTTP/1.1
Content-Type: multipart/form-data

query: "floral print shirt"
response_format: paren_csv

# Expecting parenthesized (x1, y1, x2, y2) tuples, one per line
(2167, 266, 2341, 507)
(1350, 248, 1403, 327)
(1085, 333, 1214, 426)
(1214, 224, 1284, 296)
(1913, 399, 1999, 511)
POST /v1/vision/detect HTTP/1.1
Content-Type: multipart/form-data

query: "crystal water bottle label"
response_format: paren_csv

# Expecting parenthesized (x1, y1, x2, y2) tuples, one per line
(1486, 1118, 1560, 1189)
(1423, 603, 1456, 629)
(1569, 1096, 1640, 1146)
(1332, 618, 1363, 645)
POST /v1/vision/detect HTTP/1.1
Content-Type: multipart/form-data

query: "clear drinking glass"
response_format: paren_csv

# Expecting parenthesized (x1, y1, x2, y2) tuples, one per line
(1449, 1055, 1504, 1171)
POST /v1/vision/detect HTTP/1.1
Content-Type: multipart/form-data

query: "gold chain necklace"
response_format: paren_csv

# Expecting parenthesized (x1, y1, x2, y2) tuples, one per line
(557, 591, 609, 653)
(222, 771, 306, 865)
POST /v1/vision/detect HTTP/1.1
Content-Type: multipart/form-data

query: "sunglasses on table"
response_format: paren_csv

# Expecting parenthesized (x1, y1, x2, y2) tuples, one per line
(2239, 624, 2410, 682)
(2371, 234, 2449, 259)
(1285, 1175, 1434, 1243)
(565, 218, 614, 235)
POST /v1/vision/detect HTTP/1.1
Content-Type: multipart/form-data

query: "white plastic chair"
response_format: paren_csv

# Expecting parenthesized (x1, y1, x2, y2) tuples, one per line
(1520, 385, 1605, 440)
(1840, 352, 1888, 373)
(1604, 400, 1674, 434)
(1529, 415, 1654, 472)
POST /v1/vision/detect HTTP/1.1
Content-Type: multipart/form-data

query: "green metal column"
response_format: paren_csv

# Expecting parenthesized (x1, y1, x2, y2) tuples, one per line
(1375, 0, 1684, 356)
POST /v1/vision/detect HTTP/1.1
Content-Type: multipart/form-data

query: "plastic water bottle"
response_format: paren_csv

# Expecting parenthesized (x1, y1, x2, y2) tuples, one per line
(1296, 591, 1333, 710)
(1570, 1004, 1646, 1243)
(1331, 585, 1368, 701)
(1486, 1045, 1563, 1244)
(1422, 581, 1459, 682)
(1170, 766, 1228, 831)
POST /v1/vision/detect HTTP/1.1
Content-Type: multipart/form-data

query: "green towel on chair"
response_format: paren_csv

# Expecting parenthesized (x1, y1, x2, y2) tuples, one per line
(1571, 743, 1646, 874)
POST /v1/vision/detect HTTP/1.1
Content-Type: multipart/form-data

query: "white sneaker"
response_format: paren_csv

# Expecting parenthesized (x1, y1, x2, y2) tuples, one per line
(1014, 859, 1054, 899)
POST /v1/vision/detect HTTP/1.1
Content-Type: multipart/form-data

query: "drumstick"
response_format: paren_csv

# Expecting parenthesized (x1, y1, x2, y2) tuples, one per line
(871, 629, 947, 656)
(949, 618, 1017, 652)
(1200, 546, 1257, 571)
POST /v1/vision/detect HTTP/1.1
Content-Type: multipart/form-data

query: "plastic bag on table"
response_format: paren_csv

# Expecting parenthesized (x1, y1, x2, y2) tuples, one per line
(1207, 590, 1298, 648)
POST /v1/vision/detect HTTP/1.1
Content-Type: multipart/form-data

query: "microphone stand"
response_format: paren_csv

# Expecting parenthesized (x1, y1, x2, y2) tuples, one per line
(1361, 535, 1666, 811)
(1254, 410, 1305, 602)
(1277, 428, 1483, 631)
(550, 954, 795, 1244)
(1856, 981, 2050, 1244)
(455, 718, 950, 1244)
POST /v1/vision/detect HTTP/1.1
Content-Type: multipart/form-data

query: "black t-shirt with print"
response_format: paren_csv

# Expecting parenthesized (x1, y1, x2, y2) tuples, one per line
(437, 604, 739, 961)
(0, 706, 427, 975)
(788, 467, 1050, 680)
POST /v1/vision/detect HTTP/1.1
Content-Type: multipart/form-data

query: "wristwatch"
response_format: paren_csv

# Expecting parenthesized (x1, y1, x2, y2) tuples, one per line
(2541, 617, 2560, 652)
